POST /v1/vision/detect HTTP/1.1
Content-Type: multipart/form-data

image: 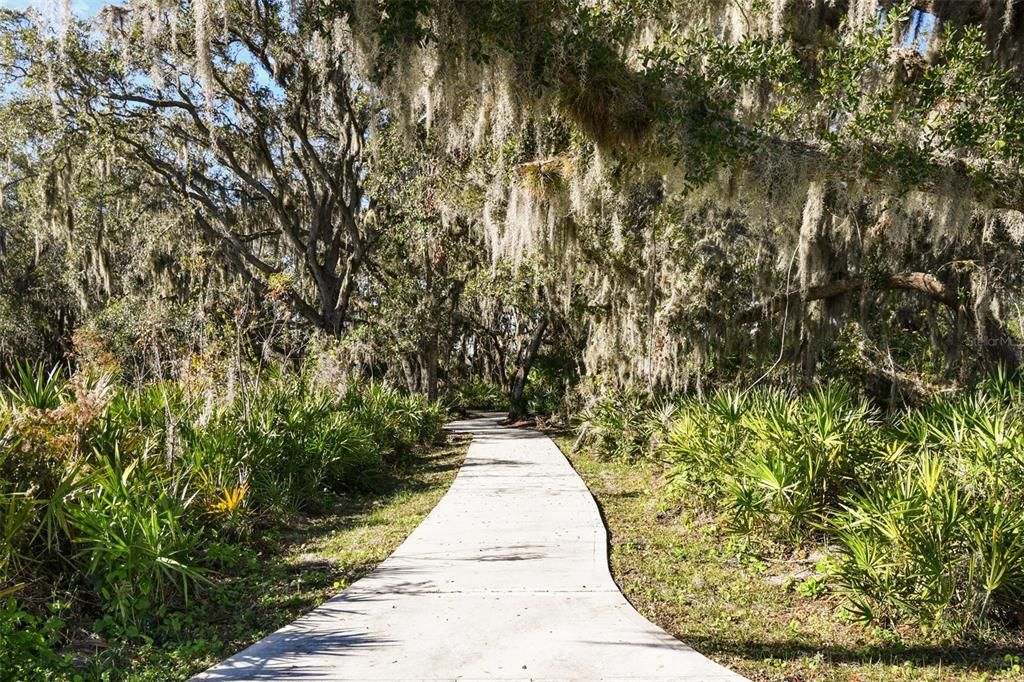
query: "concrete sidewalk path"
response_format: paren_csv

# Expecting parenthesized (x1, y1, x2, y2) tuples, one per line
(193, 414, 747, 681)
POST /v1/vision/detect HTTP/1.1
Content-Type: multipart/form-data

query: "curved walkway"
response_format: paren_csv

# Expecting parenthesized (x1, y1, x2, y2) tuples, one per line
(193, 414, 746, 681)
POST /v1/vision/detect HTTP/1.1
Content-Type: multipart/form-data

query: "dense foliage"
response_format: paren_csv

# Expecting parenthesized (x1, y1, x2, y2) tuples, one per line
(2, 0, 1024, 674)
(3, 0, 1022, 400)
(343, 0, 1024, 395)
(0, 362, 443, 676)
(577, 371, 1024, 635)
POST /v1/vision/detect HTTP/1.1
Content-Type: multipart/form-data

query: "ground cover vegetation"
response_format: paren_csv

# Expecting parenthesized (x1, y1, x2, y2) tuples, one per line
(562, 432, 1024, 681)
(2, 0, 1024, 678)
(0, 357, 450, 679)
(567, 369, 1024, 673)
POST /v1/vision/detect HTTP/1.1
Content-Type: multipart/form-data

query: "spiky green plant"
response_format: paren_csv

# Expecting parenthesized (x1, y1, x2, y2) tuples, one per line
(574, 390, 655, 462)
(651, 375, 1024, 633)
(69, 445, 205, 626)
(0, 363, 449, 634)
(451, 378, 507, 411)
(4, 362, 66, 410)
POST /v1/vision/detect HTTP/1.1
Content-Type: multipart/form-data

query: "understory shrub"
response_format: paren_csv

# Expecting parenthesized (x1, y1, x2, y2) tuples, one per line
(575, 390, 675, 462)
(343, 382, 446, 461)
(0, 596, 69, 680)
(0, 364, 445, 665)
(68, 448, 206, 626)
(576, 374, 1024, 636)
(448, 377, 508, 412)
(523, 358, 573, 417)
(835, 390, 1024, 632)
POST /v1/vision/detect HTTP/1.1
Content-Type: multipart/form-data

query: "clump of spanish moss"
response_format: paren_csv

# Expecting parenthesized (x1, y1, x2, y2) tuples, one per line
(557, 47, 655, 151)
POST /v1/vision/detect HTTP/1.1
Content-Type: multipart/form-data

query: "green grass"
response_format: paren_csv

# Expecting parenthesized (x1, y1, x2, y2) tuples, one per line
(556, 435, 1024, 682)
(75, 435, 469, 681)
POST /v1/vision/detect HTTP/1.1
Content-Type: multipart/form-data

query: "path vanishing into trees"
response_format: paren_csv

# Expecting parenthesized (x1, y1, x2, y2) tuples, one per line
(193, 414, 745, 680)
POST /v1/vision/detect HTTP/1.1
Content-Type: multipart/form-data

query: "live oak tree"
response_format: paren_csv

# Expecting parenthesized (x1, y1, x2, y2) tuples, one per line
(42, 1, 382, 337)
(338, 0, 1024, 398)
(352, 124, 479, 401)
(4, 0, 1024, 408)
